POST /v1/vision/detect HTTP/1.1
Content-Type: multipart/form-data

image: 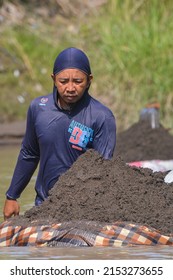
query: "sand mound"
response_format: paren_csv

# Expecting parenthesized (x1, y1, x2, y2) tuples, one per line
(8, 121, 173, 236)
(115, 121, 173, 162)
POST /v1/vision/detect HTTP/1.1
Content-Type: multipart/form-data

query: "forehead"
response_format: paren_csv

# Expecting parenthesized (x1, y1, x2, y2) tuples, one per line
(56, 68, 87, 78)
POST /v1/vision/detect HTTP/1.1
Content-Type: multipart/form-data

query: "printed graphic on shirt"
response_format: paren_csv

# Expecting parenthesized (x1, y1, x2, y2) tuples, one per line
(68, 120, 94, 150)
(39, 97, 48, 106)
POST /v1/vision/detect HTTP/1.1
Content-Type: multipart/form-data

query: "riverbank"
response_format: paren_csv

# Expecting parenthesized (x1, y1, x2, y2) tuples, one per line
(0, 120, 25, 145)
(1, 1, 173, 131)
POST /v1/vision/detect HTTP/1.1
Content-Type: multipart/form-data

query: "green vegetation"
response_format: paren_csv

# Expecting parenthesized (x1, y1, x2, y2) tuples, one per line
(1, 0, 173, 132)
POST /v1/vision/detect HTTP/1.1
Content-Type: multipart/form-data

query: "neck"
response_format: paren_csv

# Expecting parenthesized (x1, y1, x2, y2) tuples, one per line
(58, 98, 73, 111)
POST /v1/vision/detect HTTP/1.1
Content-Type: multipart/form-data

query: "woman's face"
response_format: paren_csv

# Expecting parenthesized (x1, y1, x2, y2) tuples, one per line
(52, 68, 93, 107)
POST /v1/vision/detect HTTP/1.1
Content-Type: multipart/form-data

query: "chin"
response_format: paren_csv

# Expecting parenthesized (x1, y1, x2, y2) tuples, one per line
(65, 98, 79, 104)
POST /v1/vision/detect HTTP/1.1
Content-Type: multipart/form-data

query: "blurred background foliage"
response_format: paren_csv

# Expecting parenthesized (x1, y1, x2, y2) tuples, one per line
(0, 0, 173, 133)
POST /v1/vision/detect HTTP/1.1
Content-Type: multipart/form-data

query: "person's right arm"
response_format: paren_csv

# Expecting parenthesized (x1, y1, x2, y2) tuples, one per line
(3, 104, 40, 219)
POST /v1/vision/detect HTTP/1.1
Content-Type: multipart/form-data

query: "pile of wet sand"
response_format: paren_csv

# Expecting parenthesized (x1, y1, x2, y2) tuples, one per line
(9, 121, 173, 236)
(114, 121, 173, 162)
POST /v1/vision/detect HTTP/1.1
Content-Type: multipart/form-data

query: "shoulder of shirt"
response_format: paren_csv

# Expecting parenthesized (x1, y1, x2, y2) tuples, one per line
(89, 95, 114, 117)
(30, 93, 53, 107)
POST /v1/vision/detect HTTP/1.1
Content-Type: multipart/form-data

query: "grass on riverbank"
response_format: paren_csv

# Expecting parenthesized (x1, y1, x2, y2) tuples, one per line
(1, 0, 173, 132)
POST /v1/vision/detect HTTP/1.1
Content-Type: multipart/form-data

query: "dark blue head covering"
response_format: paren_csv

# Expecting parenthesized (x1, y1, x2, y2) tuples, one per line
(53, 47, 92, 75)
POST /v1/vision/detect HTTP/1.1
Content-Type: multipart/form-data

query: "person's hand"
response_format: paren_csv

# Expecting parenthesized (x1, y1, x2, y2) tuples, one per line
(3, 199, 20, 220)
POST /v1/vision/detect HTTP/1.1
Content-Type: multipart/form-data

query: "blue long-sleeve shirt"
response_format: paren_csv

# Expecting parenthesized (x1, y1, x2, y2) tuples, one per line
(6, 91, 116, 205)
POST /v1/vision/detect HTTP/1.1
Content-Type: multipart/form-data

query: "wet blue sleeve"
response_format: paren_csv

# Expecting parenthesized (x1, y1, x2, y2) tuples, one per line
(92, 115, 116, 159)
(6, 105, 40, 199)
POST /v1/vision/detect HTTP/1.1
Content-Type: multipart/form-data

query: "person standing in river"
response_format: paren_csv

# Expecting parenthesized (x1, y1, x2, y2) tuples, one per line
(3, 47, 116, 220)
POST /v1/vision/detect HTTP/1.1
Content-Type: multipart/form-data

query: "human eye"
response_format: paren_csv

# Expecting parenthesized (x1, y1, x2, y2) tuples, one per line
(59, 79, 68, 85)
(74, 79, 83, 84)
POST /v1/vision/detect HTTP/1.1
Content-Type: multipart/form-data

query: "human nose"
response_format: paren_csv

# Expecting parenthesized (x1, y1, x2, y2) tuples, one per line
(67, 81, 75, 91)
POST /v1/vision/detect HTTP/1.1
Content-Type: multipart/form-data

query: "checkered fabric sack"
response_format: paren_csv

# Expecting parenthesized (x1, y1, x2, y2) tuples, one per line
(0, 220, 173, 247)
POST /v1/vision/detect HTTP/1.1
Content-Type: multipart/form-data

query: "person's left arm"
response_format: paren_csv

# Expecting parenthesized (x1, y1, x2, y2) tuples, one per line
(92, 114, 116, 159)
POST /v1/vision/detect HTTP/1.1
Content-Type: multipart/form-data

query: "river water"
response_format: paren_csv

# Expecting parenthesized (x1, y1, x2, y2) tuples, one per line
(0, 145, 173, 260)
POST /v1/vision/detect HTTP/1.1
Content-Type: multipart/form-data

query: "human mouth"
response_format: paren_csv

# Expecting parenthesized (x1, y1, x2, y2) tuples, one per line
(65, 95, 77, 100)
